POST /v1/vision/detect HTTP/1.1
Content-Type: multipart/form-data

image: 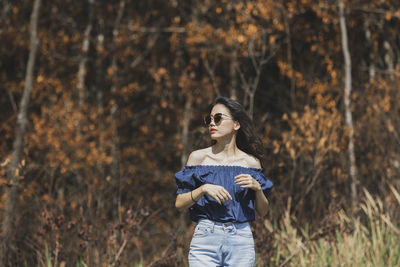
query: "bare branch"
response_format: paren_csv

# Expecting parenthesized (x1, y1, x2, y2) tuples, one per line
(351, 7, 400, 18)
(129, 26, 186, 33)
(0, 0, 41, 263)
(203, 51, 221, 96)
(77, 0, 95, 109)
(131, 32, 160, 68)
(339, 0, 358, 208)
(4, 86, 18, 113)
(111, 239, 128, 267)
(235, 64, 251, 95)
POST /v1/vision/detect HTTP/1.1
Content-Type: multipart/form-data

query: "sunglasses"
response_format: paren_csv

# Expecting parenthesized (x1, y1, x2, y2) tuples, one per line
(204, 113, 232, 126)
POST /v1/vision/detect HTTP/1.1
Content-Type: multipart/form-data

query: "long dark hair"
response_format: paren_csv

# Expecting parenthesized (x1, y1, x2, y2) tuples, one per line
(209, 96, 266, 165)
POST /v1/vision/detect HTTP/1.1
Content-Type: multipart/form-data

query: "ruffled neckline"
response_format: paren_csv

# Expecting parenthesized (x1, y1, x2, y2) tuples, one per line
(185, 164, 263, 171)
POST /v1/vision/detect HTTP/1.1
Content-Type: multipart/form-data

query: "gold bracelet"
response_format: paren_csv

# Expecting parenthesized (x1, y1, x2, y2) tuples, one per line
(190, 190, 196, 202)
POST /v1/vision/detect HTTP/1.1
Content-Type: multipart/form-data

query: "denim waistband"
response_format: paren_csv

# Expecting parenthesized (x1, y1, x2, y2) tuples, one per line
(197, 219, 250, 230)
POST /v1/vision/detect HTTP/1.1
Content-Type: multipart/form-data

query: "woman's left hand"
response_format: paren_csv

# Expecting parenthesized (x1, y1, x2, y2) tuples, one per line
(234, 174, 262, 191)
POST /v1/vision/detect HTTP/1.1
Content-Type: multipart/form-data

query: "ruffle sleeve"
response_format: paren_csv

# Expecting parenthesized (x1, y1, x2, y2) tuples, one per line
(174, 165, 213, 194)
(252, 169, 274, 199)
(174, 166, 195, 194)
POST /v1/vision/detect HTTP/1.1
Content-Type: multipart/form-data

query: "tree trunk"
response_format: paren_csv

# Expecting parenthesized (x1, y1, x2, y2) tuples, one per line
(203, 52, 221, 96)
(339, 0, 358, 208)
(0, 0, 41, 263)
(284, 12, 296, 109)
(237, 31, 272, 119)
(110, 0, 125, 221)
(181, 94, 192, 168)
(383, 40, 395, 80)
(363, 20, 376, 80)
(77, 0, 94, 110)
(76, 1, 95, 265)
(229, 50, 237, 100)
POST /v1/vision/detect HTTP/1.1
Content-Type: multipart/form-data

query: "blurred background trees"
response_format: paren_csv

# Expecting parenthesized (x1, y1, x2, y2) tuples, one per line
(1, 0, 400, 266)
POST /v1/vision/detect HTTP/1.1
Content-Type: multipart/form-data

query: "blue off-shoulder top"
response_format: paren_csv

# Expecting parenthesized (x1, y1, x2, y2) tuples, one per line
(174, 165, 273, 223)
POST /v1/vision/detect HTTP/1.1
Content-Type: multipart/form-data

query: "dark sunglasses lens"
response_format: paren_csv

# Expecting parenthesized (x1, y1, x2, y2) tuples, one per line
(214, 114, 222, 124)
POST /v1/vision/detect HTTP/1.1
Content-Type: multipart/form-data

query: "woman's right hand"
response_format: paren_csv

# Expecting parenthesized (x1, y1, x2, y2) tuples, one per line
(201, 184, 232, 205)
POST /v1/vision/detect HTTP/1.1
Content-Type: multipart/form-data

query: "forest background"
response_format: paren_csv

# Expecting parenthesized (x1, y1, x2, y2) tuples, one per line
(1, 0, 400, 266)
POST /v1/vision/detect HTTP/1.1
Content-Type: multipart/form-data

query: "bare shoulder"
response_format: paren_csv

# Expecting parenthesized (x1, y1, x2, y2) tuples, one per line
(186, 148, 209, 166)
(244, 154, 262, 168)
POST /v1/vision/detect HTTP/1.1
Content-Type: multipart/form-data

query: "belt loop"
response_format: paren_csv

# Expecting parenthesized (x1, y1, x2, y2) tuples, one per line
(232, 222, 237, 233)
(211, 220, 215, 233)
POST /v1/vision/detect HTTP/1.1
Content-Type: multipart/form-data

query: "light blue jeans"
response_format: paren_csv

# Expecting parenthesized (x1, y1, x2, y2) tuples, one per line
(189, 219, 255, 267)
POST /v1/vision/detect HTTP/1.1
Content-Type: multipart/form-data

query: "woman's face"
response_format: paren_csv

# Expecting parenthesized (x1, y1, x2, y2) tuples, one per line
(208, 104, 240, 140)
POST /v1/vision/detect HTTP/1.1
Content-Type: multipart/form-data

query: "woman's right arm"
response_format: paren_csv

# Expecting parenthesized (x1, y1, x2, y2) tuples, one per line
(175, 184, 232, 210)
(175, 151, 232, 210)
(175, 151, 202, 210)
(175, 185, 205, 210)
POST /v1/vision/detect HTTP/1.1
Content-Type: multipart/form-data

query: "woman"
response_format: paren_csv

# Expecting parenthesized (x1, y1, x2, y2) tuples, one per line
(174, 96, 273, 266)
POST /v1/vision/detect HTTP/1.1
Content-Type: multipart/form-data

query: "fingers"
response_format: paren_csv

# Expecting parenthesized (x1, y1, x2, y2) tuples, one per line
(220, 189, 232, 201)
(202, 174, 260, 205)
(213, 193, 222, 205)
(205, 185, 232, 205)
(234, 174, 252, 185)
(214, 190, 225, 204)
(214, 189, 232, 204)
(234, 174, 259, 190)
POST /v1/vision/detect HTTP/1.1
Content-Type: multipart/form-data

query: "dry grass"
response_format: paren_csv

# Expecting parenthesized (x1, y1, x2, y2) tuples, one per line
(268, 185, 400, 267)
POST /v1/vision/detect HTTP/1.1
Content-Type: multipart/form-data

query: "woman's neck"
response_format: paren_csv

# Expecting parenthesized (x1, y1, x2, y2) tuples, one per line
(212, 137, 239, 158)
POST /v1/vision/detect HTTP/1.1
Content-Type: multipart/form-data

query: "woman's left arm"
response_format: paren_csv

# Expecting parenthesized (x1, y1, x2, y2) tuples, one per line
(234, 174, 269, 217)
(253, 186, 269, 217)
